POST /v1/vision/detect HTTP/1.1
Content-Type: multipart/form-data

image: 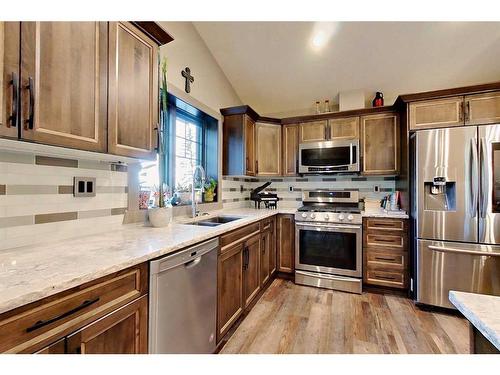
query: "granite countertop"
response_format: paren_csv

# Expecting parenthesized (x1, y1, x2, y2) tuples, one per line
(0, 208, 293, 315)
(361, 209, 409, 219)
(449, 291, 500, 350)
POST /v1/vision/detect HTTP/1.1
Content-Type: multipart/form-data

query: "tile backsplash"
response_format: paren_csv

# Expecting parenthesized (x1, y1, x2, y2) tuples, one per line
(0, 150, 128, 250)
(222, 175, 396, 209)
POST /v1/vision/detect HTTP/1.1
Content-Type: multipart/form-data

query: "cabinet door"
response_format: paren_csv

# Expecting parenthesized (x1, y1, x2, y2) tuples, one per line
(108, 22, 158, 159)
(269, 217, 277, 276)
(299, 120, 327, 143)
(66, 295, 148, 354)
(0, 22, 19, 139)
(260, 231, 271, 286)
(20, 22, 107, 152)
(244, 115, 256, 175)
(243, 233, 261, 308)
(329, 117, 359, 139)
(282, 124, 299, 176)
(34, 338, 65, 354)
(255, 122, 281, 176)
(217, 242, 244, 341)
(465, 92, 500, 126)
(409, 97, 464, 130)
(361, 113, 399, 175)
(277, 214, 295, 273)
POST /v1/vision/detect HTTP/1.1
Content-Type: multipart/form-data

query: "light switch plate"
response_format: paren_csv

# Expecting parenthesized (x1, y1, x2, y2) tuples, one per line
(74, 177, 96, 197)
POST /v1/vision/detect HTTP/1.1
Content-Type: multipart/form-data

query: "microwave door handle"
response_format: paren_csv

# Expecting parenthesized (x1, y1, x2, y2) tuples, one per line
(479, 137, 489, 219)
(470, 138, 479, 218)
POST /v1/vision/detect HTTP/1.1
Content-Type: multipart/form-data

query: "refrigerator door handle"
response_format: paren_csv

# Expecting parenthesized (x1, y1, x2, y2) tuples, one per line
(428, 245, 500, 257)
(479, 137, 489, 219)
(470, 138, 479, 218)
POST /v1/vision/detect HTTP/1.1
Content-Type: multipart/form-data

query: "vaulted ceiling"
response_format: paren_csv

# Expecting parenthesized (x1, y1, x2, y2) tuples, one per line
(194, 22, 500, 116)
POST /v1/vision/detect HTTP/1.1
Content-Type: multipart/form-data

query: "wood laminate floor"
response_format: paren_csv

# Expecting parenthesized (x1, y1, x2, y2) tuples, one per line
(220, 279, 469, 354)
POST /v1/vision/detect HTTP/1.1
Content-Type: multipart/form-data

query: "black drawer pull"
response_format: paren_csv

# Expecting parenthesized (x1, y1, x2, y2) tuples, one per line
(374, 257, 396, 262)
(25, 77, 34, 130)
(26, 297, 100, 333)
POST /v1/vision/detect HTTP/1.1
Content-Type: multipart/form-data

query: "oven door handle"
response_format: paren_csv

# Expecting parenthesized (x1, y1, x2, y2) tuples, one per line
(296, 223, 361, 230)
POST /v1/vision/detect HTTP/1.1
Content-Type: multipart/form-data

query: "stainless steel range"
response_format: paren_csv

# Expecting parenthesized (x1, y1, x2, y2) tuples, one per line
(294, 190, 363, 294)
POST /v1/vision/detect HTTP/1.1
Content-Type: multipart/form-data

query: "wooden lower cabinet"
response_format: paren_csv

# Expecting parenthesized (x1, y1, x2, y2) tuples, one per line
(217, 241, 244, 341)
(260, 229, 271, 286)
(363, 217, 409, 289)
(243, 233, 261, 307)
(0, 263, 148, 354)
(35, 339, 65, 354)
(277, 214, 295, 273)
(217, 217, 278, 344)
(67, 295, 148, 354)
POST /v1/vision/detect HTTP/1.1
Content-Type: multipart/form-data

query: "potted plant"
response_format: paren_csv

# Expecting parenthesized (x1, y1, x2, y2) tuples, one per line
(148, 57, 173, 228)
(204, 177, 217, 203)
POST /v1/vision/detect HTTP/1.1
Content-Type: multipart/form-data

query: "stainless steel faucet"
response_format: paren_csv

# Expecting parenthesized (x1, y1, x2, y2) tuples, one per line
(191, 165, 206, 218)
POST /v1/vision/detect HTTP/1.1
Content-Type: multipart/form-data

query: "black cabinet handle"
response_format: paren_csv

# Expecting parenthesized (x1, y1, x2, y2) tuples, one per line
(25, 77, 34, 130)
(26, 297, 100, 333)
(9, 72, 18, 128)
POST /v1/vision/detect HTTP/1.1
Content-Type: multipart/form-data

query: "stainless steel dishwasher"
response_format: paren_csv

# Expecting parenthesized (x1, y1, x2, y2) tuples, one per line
(149, 238, 218, 353)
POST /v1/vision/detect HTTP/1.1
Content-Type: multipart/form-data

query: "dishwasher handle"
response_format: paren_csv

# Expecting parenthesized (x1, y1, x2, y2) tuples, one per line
(150, 237, 219, 274)
(184, 256, 202, 269)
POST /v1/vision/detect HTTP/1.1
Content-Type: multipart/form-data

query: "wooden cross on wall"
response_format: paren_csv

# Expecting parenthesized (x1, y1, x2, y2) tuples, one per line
(181, 67, 194, 93)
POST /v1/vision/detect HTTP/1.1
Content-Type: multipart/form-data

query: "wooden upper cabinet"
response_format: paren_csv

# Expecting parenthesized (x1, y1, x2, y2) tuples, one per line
(282, 124, 299, 176)
(409, 96, 464, 130)
(19, 22, 107, 152)
(465, 91, 500, 126)
(108, 21, 158, 159)
(66, 296, 148, 354)
(255, 122, 281, 176)
(244, 115, 256, 176)
(0, 22, 20, 139)
(361, 113, 399, 175)
(329, 117, 359, 139)
(299, 120, 327, 143)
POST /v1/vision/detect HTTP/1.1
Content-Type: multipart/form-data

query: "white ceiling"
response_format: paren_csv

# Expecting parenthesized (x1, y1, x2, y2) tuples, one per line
(193, 22, 500, 116)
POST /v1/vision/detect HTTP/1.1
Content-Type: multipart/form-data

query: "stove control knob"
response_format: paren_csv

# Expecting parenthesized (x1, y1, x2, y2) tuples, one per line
(347, 214, 354, 221)
(338, 214, 345, 221)
(324, 214, 330, 221)
(310, 213, 316, 219)
(301, 213, 307, 218)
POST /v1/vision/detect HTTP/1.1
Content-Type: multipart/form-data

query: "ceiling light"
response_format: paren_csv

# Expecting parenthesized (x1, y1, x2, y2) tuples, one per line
(310, 22, 339, 52)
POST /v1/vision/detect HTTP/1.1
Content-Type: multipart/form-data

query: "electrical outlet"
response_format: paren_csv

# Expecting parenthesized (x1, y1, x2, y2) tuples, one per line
(240, 185, 244, 193)
(74, 177, 96, 197)
(373, 185, 380, 193)
(289, 186, 294, 192)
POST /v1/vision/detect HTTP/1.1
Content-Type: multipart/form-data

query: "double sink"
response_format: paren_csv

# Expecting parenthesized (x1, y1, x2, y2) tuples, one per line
(186, 216, 243, 227)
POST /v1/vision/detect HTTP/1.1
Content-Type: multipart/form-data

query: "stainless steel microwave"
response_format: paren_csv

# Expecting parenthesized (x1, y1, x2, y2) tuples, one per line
(298, 139, 360, 174)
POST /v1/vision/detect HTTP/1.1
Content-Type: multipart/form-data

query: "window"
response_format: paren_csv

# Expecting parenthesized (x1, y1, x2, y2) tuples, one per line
(173, 114, 203, 192)
(164, 94, 219, 205)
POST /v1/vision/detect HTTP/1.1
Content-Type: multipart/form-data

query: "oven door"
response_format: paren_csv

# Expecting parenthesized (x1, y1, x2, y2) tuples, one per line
(298, 140, 359, 173)
(295, 222, 362, 277)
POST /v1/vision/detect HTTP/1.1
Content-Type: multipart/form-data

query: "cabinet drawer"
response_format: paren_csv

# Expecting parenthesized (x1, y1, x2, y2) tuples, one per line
(365, 218, 404, 231)
(366, 268, 405, 288)
(365, 233, 404, 248)
(0, 264, 147, 353)
(367, 251, 405, 269)
(220, 222, 260, 250)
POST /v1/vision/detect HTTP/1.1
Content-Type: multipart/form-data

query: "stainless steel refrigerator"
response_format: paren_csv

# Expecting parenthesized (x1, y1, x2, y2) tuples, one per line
(415, 124, 500, 308)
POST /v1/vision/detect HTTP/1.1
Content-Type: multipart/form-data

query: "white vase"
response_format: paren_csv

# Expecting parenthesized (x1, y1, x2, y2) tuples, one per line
(148, 207, 172, 228)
